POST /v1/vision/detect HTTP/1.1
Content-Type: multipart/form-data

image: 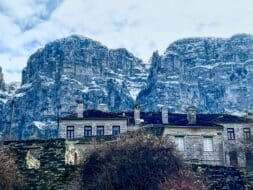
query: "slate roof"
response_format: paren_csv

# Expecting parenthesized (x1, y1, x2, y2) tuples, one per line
(122, 112, 253, 127)
(60, 110, 127, 120)
(60, 110, 253, 127)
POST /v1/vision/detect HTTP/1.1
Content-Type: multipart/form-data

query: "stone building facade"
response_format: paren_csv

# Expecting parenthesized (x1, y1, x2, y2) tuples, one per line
(59, 102, 128, 140)
(222, 122, 253, 168)
(163, 127, 224, 166)
(59, 101, 253, 168)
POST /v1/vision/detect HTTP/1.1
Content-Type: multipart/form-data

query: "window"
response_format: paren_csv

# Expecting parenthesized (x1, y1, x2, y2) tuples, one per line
(84, 126, 92, 137)
(243, 128, 251, 140)
(112, 126, 120, 136)
(175, 136, 185, 151)
(203, 137, 213, 151)
(67, 126, 74, 139)
(97, 126, 104, 136)
(229, 151, 238, 167)
(227, 128, 235, 140)
(245, 151, 253, 169)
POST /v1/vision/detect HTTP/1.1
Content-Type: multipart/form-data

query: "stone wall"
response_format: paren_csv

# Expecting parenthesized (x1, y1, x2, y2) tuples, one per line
(4, 139, 70, 189)
(163, 127, 224, 166)
(222, 123, 253, 167)
(193, 165, 245, 190)
(59, 119, 127, 138)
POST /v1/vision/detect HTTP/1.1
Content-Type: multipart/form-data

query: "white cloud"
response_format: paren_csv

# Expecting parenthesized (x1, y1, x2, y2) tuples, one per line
(1, 0, 253, 83)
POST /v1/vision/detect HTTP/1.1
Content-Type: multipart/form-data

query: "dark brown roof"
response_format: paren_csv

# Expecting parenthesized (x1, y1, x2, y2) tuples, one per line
(60, 110, 253, 127)
(122, 112, 252, 127)
(60, 109, 127, 120)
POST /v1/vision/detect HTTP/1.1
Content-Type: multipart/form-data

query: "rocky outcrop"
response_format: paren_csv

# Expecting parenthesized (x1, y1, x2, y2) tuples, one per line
(137, 34, 253, 114)
(1, 35, 148, 140)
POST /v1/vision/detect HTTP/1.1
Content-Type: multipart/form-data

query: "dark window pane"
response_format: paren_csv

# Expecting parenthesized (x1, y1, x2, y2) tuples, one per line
(243, 128, 251, 140)
(97, 126, 104, 136)
(67, 126, 75, 139)
(112, 126, 120, 136)
(246, 151, 253, 169)
(84, 126, 92, 137)
(227, 128, 235, 140)
(229, 151, 238, 167)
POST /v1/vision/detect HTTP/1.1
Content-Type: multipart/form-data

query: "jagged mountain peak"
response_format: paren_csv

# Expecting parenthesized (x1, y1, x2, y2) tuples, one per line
(3, 35, 149, 140)
(137, 34, 253, 114)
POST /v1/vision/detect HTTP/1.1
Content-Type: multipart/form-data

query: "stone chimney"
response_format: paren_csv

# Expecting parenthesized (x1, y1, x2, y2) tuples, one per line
(246, 111, 253, 120)
(134, 104, 141, 125)
(76, 100, 84, 118)
(186, 106, 196, 124)
(161, 105, 168, 124)
(97, 103, 108, 112)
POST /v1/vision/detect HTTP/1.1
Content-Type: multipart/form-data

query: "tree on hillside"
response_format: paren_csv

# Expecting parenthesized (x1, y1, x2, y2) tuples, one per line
(0, 146, 24, 189)
(79, 130, 206, 190)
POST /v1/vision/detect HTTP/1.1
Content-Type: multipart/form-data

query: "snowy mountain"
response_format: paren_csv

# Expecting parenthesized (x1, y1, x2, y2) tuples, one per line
(137, 34, 253, 114)
(1, 35, 148, 140)
(0, 34, 253, 140)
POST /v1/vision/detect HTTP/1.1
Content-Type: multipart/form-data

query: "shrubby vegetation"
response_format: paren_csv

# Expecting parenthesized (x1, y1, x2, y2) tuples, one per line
(75, 130, 206, 190)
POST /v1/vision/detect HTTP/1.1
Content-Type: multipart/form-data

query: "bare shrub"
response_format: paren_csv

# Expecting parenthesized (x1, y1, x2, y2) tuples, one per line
(81, 130, 184, 190)
(159, 168, 207, 190)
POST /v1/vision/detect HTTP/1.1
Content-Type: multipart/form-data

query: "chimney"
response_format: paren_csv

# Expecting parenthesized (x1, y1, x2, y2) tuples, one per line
(97, 104, 108, 112)
(134, 104, 141, 125)
(161, 105, 168, 124)
(76, 100, 84, 118)
(186, 106, 196, 124)
(246, 111, 253, 120)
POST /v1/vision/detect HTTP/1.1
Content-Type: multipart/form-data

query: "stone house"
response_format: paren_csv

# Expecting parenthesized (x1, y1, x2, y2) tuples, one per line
(123, 105, 253, 167)
(59, 101, 253, 168)
(219, 116, 253, 168)
(59, 101, 128, 140)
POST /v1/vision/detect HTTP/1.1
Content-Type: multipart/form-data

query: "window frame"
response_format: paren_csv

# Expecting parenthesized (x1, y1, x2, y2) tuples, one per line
(174, 136, 185, 152)
(243, 128, 251, 140)
(66, 126, 75, 139)
(203, 136, 214, 152)
(227, 128, 235, 140)
(112, 125, 120, 136)
(84, 126, 92, 137)
(96, 126, 104, 136)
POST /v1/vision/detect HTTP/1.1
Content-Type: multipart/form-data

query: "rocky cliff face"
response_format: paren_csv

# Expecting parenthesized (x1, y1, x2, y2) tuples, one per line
(0, 67, 5, 91)
(137, 34, 253, 114)
(1, 34, 253, 140)
(1, 35, 148, 140)
(0, 67, 7, 140)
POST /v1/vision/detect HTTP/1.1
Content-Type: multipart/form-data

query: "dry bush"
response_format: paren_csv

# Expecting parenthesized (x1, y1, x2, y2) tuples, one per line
(159, 168, 207, 190)
(81, 130, 183, 190)
(0, 146, 24, 189)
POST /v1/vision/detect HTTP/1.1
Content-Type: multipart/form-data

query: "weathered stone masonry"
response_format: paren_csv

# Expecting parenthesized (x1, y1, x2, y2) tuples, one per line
(4, 139, 69, 189)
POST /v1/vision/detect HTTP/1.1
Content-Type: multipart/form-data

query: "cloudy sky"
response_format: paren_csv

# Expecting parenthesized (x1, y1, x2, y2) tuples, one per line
(0, 0, 253, 82)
